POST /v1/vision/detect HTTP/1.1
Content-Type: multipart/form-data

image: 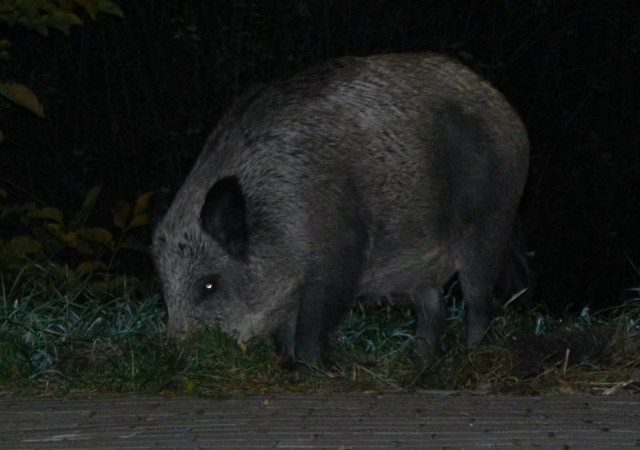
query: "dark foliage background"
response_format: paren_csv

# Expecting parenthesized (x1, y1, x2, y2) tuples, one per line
(1, 0, 639, 312)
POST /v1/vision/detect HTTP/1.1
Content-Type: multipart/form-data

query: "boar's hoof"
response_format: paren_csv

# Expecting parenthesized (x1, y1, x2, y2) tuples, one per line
(414, 337, 438, 367)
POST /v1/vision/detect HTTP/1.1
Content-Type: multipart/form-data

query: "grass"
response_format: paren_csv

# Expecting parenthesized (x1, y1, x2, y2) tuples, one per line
(0, 264, 171, 393)
(1, 263, 639, 397)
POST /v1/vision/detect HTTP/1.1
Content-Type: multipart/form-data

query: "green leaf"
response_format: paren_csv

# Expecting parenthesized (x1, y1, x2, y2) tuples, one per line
(28, 206, 64, 225)
(95, 0, 124, 18)
(111, 199, 131, 230)
(0, 83, 45, 118)
(70, 0, 125, 20)
(133, 191, 153, 217)
(74, 261, 108, 278)
(76, 227, 113, 246)
(33, 25, 49, 37)
(129, 191, 153, 229)
(58, 230, 79, 247)
(8, 236, 42, 259)
(45, 223, 63, 239)
(0, 40, 10, 61)
(128, 213, 148, 229)
(73, 0, 99, 20)
(83, 185, 102, 208)
(0, 204, 22, 220)
(75, 185, 102, 225)
(37, 11, 83, 35)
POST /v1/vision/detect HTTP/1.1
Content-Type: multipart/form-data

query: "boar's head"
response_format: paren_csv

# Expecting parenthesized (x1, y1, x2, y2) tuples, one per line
(152, 175, 299, 343)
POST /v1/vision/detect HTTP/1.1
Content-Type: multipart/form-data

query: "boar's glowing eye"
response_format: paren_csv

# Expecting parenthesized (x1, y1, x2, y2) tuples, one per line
(197, 275, 219, 302)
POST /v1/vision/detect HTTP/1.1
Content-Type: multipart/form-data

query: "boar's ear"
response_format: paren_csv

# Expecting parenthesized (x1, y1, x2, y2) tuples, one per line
(200, 176, 248, 258)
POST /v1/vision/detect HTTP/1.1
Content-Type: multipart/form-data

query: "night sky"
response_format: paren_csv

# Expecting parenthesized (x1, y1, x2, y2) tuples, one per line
(1, 0, 639, 312)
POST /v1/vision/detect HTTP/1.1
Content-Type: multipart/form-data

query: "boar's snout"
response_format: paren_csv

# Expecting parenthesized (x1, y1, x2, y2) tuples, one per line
(166, 319, 189, 342)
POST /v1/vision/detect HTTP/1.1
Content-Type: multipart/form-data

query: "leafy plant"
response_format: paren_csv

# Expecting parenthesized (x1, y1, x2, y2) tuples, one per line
(0, 0, 123, 36)
(0, 0, 124, 134)
(0, 186, 155, 285)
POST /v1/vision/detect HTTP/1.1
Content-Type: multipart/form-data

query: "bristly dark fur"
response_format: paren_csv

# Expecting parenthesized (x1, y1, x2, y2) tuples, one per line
(152, 52, 530, 369)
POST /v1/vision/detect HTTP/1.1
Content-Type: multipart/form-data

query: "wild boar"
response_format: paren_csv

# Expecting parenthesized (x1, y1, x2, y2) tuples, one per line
(152, 52, 529, 368)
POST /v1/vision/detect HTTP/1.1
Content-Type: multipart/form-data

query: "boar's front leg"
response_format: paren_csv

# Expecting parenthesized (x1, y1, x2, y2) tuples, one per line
(292, 259, 360, 371)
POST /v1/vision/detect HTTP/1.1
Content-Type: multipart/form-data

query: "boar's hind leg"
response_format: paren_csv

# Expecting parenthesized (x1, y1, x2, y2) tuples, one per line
(459, 270, 495, 347)
(273, 311, 298, 368)
(412, 287, 446, 362)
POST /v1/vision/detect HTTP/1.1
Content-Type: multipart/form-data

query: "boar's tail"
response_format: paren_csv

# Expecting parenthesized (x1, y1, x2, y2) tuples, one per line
(495, 220, 533, 310)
